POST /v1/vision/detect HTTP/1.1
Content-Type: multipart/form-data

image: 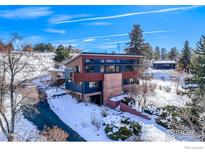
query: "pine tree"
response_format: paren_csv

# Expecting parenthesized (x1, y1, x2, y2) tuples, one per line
(179, 40, 192, 73)
(154, 46, 161, 60)
(172, 36, 205, 141)
(190, 35, 205, 95)
(168, 47, 178, 60)
(125, 24, 145, 55)
(161, 48, 167, 60)
(54, 45, 70, 62)
(142, 43, 153, 60)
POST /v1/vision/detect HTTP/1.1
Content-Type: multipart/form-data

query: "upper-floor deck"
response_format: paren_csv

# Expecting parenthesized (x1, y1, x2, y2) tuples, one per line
(65, 52, 143, 74)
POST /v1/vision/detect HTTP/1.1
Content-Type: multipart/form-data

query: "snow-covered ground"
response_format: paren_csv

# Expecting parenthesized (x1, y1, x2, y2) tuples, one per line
(147, 79, 190, 107)
(144, 68, 191, 107)
(0, 52, 55, 82)
(0, 112, 41, 141)
(17, 52, 55, 81)
(46, 87, 198, 142)
(0, 95, 42, 141)
(47, 88, 110, 141)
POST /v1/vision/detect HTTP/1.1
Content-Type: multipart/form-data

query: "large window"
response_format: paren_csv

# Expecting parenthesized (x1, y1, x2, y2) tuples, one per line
(100, 66, 105, 72)
(116, 59, 120, 63)
(121, 59, 135, 63)
(128, 59, 135, 63)
(70, 72, 73, 78)
(85, 65, 95, 72)
(106, 65, 116, 73)
(126, 65, 135, 71)
(75, 65, 80, 73)
(85, 59, 94, 63)
(115, 66, 120, 72)
(129, 78, 139, 84)
(100, 59, 105, 63)
(123, 78, 139, 85)
(89, 81, 99, 88)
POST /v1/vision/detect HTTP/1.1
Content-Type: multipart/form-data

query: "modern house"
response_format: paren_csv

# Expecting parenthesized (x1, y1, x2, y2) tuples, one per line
(64, 52, 143, 106)
(152, 60, 176, 69)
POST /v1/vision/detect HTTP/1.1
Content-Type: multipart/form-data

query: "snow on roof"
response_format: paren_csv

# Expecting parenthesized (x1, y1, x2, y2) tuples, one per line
(48, 68, 65, 72)
(109, 94, 128, 102)
(153, 60, 176, 64)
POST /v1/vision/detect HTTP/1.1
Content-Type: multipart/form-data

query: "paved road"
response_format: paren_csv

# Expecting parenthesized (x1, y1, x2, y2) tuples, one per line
(23, 102, 86, 141)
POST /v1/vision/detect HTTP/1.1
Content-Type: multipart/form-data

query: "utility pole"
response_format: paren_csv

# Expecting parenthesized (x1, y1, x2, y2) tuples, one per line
(117, 43, 121, 54)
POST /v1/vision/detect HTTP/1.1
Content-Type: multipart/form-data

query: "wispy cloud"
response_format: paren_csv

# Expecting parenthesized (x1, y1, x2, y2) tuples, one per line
(83, 30, 172, 40)
(0, 7, 53, 19)
(54, 6, 198, 24)
(80, 33, 127, 43)
(100, 40, 129, 45)
(44, 28, 66, 34)
(83, 22, 112, 26)
(48, 14, 91, 24)
(88, 33, 128, 39)
(81, 38, 96, 42)
(51, 30, 173, 46)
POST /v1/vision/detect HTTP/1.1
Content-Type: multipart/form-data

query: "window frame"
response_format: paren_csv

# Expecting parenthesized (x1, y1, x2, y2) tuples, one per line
(89, 81, 99, 88)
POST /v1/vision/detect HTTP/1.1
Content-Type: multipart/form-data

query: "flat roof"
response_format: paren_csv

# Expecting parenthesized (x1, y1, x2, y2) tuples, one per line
(153, 60, 177, 64)
(63, 52, 143, 65)
(81, 52, 143, 56)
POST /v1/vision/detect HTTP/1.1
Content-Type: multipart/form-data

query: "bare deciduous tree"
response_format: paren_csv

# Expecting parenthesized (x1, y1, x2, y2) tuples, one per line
(172, 67, 184, 94)
(123, 59, 156, 109)
(0, 34, 39, 141)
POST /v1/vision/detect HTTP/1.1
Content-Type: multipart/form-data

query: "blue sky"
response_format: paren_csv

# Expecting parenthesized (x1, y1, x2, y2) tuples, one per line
(0, 5, 205, 52)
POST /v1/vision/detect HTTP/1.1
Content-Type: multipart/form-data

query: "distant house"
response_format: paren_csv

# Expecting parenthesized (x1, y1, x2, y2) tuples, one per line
(48, 67, 65, 86)
(23, 45, 33, 52)
(63, 52, 143, 106)
(152, 60, 176, 69)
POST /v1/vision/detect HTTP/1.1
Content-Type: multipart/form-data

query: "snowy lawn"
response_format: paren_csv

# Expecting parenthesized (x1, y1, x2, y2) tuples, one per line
(47, 88, 110, 141)
(0, 52, 55, 83)
(146, 79, 190, 107)
(144, 68, 191, 107)
(46, 87, 199, 142)
(0, 112, 41, 141)
(0, 95, 41, 141)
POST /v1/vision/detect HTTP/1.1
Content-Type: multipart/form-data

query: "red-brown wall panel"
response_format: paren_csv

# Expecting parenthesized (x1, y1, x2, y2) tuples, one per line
(74, 72, 104, 82)
(122, 71, 139, 79)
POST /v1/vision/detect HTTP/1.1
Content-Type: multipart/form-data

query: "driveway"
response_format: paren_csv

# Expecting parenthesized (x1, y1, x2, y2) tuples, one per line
(23, 102, 86, 141)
